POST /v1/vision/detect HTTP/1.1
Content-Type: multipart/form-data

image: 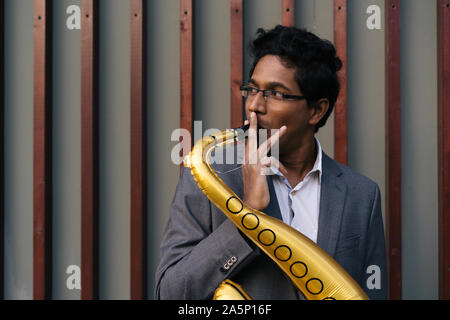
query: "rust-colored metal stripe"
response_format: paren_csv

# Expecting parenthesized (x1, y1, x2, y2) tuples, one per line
(33, 0, 52, 300)
(180, 0, 193, 150)
(438, 0, 450, 300)
(230, 0, 243, 128)
(385, 0, 402, 300)
(130, 0, 147, 300)
(81, 0, 99, 300)
(282, 0, 295, 27)
(0, 0, 4, 300)
(333, 0, 347, 165)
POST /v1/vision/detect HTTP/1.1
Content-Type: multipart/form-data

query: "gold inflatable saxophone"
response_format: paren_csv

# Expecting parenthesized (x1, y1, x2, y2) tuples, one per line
(183, 125, 368, 300)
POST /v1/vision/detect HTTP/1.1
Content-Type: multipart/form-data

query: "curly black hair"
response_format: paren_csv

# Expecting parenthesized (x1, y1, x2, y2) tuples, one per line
(249, 25, 342, 132)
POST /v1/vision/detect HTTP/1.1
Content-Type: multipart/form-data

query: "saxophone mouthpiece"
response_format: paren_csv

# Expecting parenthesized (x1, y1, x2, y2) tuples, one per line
(235, 123, 250, 132)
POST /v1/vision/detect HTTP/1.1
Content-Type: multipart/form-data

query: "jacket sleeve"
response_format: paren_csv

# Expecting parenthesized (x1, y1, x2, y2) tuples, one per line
(362, 185, 388, 300)
(154, 167, 259, 300)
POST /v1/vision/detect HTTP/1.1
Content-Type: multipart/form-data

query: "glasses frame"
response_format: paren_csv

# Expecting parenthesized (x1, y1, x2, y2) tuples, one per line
(240, 84, 306, 101)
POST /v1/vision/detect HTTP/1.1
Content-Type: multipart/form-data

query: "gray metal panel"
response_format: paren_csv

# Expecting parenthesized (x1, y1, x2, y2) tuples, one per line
(98, 0, 130, 299)
(194, 0, 230, 131)
(52, 0, 81, 300)
(401, 0, 438, 299)
(4, 0, 34, 300)
(347, 0, 386, 221)
(244, 0, 282, 82)
(146, 0, 181, 299)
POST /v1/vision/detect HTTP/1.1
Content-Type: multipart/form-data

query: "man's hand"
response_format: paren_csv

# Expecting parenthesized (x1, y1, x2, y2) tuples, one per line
(242, 112, 287, 211)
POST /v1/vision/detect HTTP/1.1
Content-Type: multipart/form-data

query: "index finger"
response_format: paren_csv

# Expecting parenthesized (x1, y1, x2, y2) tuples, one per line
(257, 125, 287, 159)
(247, 112, 258, 164)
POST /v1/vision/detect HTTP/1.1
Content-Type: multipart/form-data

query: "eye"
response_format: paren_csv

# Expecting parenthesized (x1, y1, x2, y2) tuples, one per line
(272, 90, 285, 99)
(249, 87, 259, 95)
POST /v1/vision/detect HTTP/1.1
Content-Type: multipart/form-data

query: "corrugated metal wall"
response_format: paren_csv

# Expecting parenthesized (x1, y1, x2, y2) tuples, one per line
(1, 0, 449, 300)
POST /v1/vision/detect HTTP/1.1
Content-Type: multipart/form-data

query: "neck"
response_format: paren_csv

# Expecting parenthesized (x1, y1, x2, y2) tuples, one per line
(279, 133, 318, 181)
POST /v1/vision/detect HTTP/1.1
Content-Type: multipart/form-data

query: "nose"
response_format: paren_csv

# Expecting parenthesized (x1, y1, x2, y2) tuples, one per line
(246, 92, 267, 114)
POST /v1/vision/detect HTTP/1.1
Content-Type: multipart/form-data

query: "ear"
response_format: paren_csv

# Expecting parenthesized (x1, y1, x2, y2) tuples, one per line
(308, 98, 329, 127)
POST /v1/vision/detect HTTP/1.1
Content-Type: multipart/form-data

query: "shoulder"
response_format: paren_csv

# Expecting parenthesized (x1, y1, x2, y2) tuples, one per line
(322, 153, 380, 198)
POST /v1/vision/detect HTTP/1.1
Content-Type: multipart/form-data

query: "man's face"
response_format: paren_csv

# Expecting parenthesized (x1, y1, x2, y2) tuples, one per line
(244, 54, 315, 153)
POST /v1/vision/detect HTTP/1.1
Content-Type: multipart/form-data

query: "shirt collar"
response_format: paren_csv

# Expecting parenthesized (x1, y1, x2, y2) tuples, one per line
(271, 136, 323, 183)
(312, 136, 323, 182)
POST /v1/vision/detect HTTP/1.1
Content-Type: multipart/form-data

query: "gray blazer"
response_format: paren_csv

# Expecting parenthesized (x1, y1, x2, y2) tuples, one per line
(155, 152, 387, 300)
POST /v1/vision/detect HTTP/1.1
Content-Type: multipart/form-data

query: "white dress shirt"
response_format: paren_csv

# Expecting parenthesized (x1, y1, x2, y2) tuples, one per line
(271, 137, 323, 243)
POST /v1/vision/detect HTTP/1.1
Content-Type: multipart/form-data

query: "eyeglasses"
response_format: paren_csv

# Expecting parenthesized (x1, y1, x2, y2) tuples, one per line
(240, 85, 306, 101)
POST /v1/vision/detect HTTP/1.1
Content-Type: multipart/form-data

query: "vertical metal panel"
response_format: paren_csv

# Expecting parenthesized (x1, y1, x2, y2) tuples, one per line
(333, 0, 347, 165)
(180, 0, 193, 147)
(33, 0, 52, 300)
(4, 0, 34, 299)
(385, 0, 402, 300)
(194, 0, 230, 132)
(347, 0, 386, 228)
(401, 0, 438, 300)
(244, 0, 282, 82)
(130, 0, 147, 300)
(0, 0, 4, 301)
(81, 0, 99, 300)
(146, 0, 180, 298)
(91, 0, 130, 300)
(52, 0, 81, 300)
(438, 0, 450, 300)
(98, 0, 130, 299)
(230, 0, 243, 128)
(282, 0, 295, 27)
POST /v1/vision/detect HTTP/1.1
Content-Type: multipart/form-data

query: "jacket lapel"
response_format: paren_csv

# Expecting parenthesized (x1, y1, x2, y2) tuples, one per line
(229, 161, 283, 221)
(316, 153, 347, 258)
(265, 175, 283, 221)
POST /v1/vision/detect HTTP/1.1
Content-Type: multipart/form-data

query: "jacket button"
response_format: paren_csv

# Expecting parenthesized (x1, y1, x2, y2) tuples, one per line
(221, 256, 238, 273)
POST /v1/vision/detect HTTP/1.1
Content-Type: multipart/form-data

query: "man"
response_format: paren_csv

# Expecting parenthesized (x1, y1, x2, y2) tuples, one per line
(155, 25, 387, 300)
